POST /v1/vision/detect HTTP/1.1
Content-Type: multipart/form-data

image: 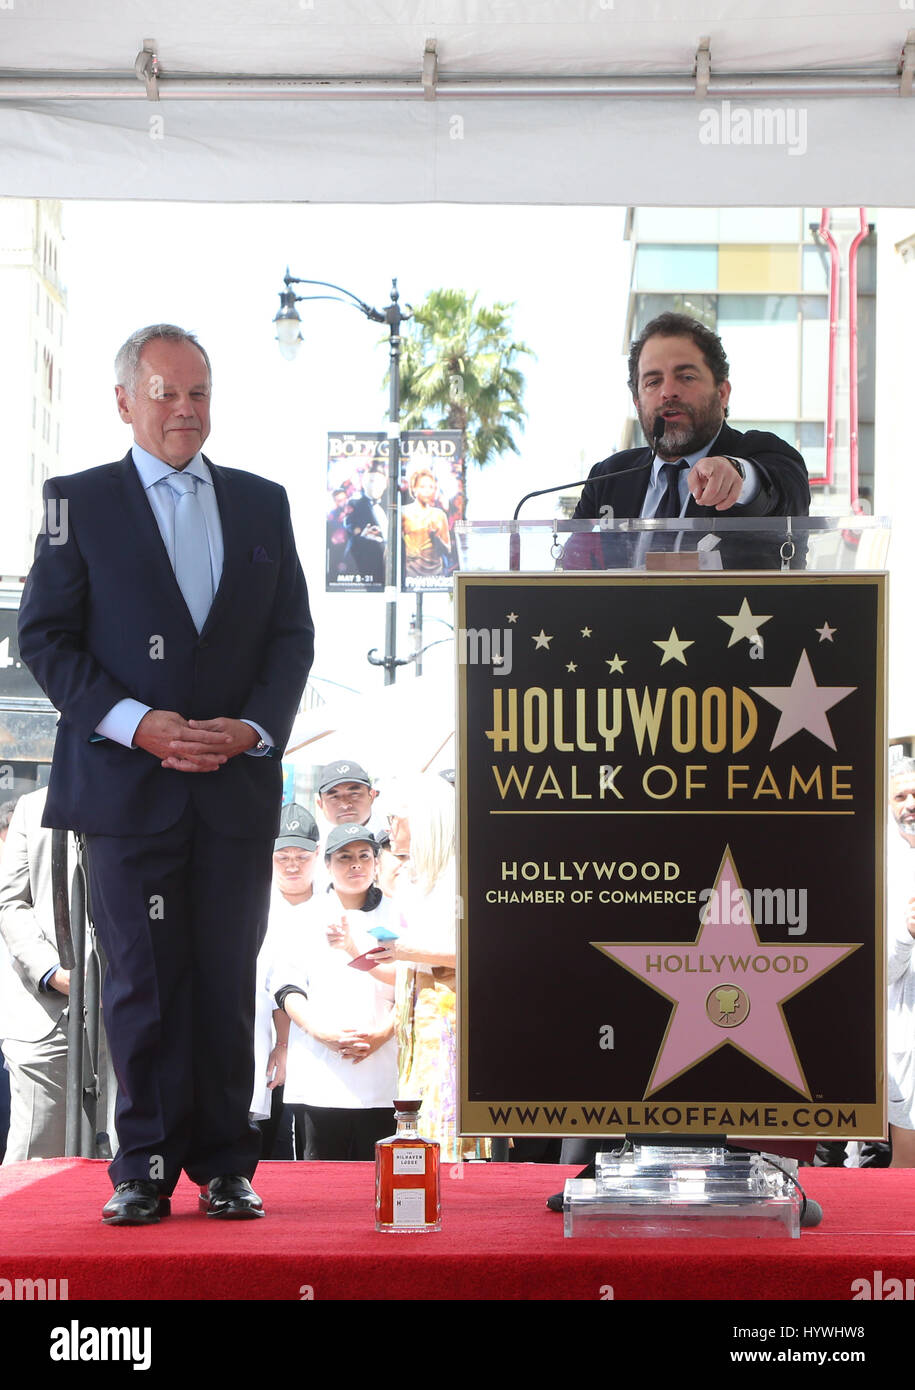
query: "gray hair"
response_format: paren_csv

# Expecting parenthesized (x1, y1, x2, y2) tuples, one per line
(115, 324, 212, 394)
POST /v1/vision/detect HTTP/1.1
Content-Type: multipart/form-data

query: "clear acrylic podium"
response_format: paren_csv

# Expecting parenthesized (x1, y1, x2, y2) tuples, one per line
(454, 513, 890, 1239)
(563, 1144, 804, 1238)
(455, 513, 891, 576)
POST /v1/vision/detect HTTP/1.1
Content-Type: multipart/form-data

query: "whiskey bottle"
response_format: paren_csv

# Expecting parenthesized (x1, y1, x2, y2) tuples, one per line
(375, 1098, 441, 1233)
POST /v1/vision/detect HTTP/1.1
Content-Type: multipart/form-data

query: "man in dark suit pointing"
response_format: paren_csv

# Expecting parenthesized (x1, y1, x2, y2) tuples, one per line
(553, 312, 809, 1193)
(18, 324, 314, 1224)
(574, 311, 809, 526)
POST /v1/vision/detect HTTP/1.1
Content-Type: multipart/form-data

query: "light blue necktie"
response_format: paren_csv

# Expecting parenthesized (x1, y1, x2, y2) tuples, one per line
(165, 471, 213, 632)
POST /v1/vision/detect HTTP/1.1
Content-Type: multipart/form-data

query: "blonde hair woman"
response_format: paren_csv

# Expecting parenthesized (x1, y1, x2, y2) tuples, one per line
(365, 774, 470, 1160)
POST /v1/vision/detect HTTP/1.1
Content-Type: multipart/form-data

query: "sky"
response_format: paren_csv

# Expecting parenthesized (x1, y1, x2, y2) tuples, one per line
(59, 200, 632, 697)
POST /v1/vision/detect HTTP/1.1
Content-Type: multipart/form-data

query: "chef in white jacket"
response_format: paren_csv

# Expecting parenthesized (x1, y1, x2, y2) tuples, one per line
(250, 803, 321, 1157)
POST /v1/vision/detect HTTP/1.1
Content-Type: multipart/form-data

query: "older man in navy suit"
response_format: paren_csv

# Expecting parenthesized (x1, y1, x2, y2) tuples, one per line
(18, 325, 314, 1224)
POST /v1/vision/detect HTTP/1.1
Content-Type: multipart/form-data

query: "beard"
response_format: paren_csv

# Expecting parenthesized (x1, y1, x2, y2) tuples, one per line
(638, 392, 725, 461)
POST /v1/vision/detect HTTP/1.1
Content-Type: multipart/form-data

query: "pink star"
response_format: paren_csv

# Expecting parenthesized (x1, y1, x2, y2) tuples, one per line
(751, 649, 855, 751)
(593, 848, 858, 1097)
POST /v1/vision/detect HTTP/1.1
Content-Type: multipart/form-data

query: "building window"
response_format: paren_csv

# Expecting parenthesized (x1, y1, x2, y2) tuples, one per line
(632, 293, 717, 339)
(718, 246, 800, 294)
(802, 244, 830, 293)
(633, 245, 718, 293)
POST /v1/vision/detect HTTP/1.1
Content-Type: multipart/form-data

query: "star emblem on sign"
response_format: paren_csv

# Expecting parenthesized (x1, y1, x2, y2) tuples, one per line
(592, 848, 858, 1097)
(718, 597, 773, 647)
(653, 627, 694, 666)
(751, 650, 855, 751)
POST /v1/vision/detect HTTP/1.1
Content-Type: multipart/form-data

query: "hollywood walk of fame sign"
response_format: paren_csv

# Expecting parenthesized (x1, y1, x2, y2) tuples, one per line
(456, 572, 886, 1139)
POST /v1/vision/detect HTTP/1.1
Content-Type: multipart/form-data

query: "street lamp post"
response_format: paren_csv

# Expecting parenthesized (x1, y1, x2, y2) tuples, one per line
(273, 270, 412, 685)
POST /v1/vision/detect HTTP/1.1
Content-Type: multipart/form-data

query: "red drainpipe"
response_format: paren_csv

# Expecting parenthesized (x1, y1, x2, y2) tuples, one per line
(847, 207, 870, 514)
(810, 208, 838, 488)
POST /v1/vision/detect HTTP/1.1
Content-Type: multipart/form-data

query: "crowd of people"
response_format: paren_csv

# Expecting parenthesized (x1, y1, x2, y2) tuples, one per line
(0, 761, 475, 1170)
(256, 761, 478, 1163)
(3, 748, 914, 1176)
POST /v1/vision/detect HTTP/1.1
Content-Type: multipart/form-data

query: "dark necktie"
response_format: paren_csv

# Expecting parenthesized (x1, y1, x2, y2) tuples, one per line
(655, 460, 688, 519)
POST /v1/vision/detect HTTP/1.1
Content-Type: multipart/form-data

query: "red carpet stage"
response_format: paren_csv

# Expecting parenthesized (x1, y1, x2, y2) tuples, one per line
(1, 1159, 913, 1301)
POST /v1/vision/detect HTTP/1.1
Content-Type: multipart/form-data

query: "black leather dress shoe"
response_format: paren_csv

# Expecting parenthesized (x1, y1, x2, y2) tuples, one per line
(199, 1175, 265, 1219)
(102, 1181, 171, 1226)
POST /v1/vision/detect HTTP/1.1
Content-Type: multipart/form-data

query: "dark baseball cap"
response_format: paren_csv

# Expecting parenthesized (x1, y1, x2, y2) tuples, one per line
(324, 824, 378, 858)
(317, 761, 373, 795)
(274, 803, 320, 852)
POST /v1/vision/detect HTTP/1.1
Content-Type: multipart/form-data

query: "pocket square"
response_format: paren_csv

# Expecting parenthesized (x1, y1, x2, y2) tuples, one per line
(250, 546, 272, 563)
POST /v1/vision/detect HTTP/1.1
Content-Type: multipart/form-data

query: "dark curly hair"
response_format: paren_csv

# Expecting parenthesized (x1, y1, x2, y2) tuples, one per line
(627, 313, 730, 396)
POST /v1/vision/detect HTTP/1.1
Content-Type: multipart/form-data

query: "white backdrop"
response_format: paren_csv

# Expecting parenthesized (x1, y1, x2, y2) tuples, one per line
(0, 1, 913, 204)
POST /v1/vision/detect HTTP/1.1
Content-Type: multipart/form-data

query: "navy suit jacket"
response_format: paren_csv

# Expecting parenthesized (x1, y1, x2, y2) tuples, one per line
(573, 422, 810, 523)
(567, 423, 810, 571)
(18, 452, 314, 839)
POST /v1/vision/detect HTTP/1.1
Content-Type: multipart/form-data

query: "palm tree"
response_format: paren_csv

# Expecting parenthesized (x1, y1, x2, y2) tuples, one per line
(396, 290, 534, 479)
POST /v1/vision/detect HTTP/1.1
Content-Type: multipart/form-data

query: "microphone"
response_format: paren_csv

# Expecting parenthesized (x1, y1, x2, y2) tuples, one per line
(801, 1197, 824, 1228)
(508, 416, 667, 571)
(512, 416, 666, 523)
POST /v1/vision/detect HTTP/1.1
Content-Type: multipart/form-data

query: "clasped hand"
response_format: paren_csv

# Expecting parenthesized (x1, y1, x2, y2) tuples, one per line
(321, 1027, 383, 1064)
(134, 710, 258, 771)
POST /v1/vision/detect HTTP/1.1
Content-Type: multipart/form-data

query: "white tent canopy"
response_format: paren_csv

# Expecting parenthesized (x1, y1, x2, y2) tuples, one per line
(0, 1, 912, 204)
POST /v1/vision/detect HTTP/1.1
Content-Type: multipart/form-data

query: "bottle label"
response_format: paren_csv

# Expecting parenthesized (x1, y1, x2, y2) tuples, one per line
(393, 1189, 427, 1225)
(393, 1149, 426, 1175)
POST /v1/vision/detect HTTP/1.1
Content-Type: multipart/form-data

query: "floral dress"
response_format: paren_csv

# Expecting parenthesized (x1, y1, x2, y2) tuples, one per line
(393, 870, 483, 1161)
